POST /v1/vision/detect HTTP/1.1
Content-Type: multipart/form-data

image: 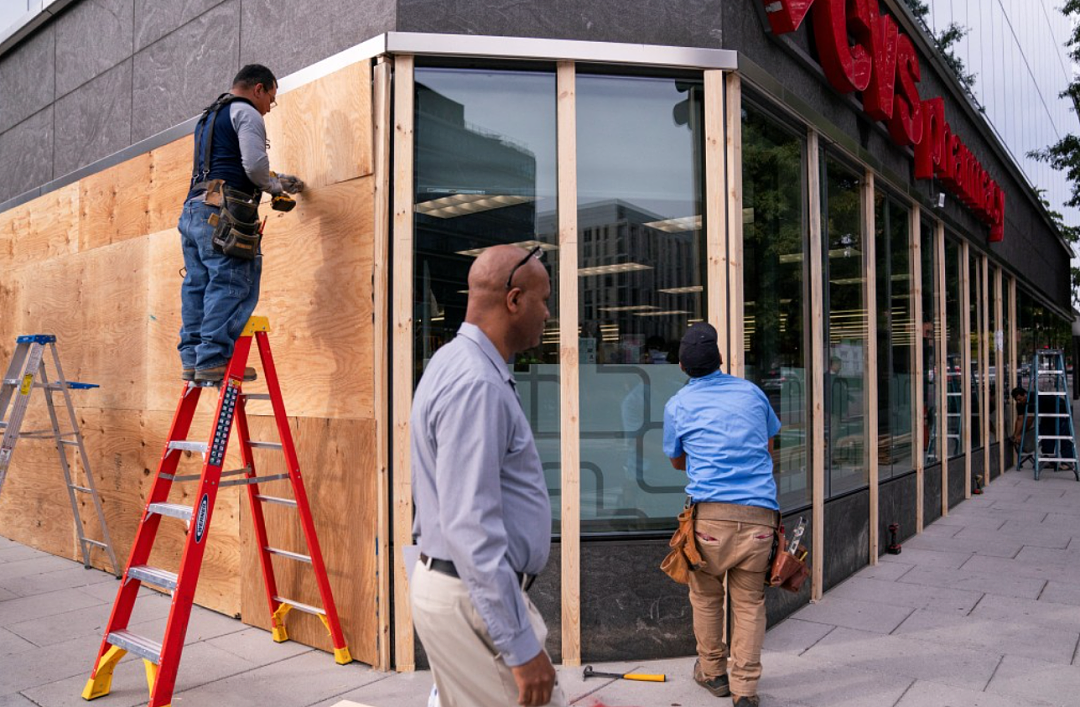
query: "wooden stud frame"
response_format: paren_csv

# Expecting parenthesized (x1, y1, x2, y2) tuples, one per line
(910, 207, 924, 532)
(726, 74, 744, 377)
(981, 256, 990, 482)
(808, 129, 825, 600)
(556, 60, 582, 668)
(960, 241, 971, 499)
(704, 70, 728, 358)
(995, 267, 1004, 478)
(863, 171, 879, 563)
(391, 53, 416, 672)
(372, 56, 393, 671)
(1009, 276, 1017, 469)
(936, 222, 948, 517)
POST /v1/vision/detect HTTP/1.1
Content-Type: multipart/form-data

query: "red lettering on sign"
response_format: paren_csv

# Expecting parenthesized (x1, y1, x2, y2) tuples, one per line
(762, 0, 816, 34)
(887, 34, 922, 145)
(914, 98, 944, 178)
(860, 1, 899, 120)
(814, 0, 873, 94)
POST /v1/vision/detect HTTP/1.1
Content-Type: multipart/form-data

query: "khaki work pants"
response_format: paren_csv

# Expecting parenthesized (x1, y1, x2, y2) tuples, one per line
(687, 518, 774, 697)
(411, 561, 568, 707)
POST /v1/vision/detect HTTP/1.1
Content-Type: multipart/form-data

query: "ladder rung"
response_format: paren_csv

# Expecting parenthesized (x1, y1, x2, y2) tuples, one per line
(1038, 391, 1068, 396)
(18, 429, 75, 437)
(1042, 413, 1072, 418)
(247, 441, 283, 450)
(243, 393, 271, 400)
(127, 565, 178, 591)
(107, 630, 161, 664)
(255, 495, 297, 508)
(274, 596, 325, 616)
(83, 539, 108, 548)
(220, 473, 291, 488)
(1038, 370, 1066, 374)
(60, 440, 79, 446)
(32, 383, 65, 390)
(159, 472, 202, 482)
(266, 547, 312, 564)
(1038, 435, 1075, 440)
(2, 378, 17, 385)
(147, 503, 193, 521)
(168, 441, 208, 454)
(70, 485, 92, 493)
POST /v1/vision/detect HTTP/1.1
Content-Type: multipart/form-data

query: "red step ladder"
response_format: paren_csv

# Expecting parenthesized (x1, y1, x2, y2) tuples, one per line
(82, 317, 351, 707)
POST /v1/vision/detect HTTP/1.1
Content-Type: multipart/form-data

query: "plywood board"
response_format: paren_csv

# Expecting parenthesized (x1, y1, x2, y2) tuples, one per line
(725, 73, 744, 377)
(145, 228, 186, 412)
(807, 130, 825, 600)
(704, 71, 727, 358)
(239, 416, 378, 665)
(148, 135, 194, 234)
(265, 61, 374, 190)
(910, 208, 924, 532)
(79, 153, 151, 251)
(241, 178, 374, 420)
(960, 242, 971, 498)
(17, 253, 87, 372)
(862, 171, 878, 563)
(936, 222, 947, 516)
(12, 184, 79, 263)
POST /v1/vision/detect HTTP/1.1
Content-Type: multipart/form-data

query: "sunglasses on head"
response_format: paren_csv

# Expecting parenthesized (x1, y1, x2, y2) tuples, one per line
(505, 245, 544, 290)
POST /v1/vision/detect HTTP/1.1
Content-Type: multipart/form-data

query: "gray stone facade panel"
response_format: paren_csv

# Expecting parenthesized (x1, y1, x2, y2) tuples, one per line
(239, 0, 395, 78)
(0, 24, 54, 134)
(134, 0, 227, 52)
(53, 59, 132, 178)
(55, 0, 134, 98)
(131, 0, 240, 143)
(396, 0, 722, 48)
(0, 107, 53, 204)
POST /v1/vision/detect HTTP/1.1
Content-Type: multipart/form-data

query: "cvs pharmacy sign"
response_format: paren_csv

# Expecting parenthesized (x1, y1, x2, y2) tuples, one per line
(762, 0, 1005, 241)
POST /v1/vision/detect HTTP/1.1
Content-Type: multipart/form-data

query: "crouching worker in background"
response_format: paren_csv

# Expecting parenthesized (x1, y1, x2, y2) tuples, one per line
(663, 323, 781, 707)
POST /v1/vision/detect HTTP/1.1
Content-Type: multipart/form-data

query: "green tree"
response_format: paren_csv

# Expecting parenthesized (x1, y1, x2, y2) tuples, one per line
(900, 0, 977, 91)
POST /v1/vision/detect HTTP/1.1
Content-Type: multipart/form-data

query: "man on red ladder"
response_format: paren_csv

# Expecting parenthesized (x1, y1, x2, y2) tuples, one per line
(178, 64, 305, 384)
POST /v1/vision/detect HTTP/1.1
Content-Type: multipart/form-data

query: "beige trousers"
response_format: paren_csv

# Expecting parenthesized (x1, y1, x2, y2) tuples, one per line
(410, 561, 568, 707)
(687, 517, 774, 697)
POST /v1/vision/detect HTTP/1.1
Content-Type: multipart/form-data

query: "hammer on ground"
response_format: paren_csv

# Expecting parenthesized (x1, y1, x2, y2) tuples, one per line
(582, 665, 666, 682)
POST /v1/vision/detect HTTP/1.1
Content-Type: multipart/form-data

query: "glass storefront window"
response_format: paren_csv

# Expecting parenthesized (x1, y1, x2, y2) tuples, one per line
(921, 220, 940, 465)
(874, 193, 913, 479)
(823, 156, 868, 496)
(970, 255, 983, 450)
(743, 102, 809, 511)
(945, 238, 963, 459)
(575, 73, 705, 533)
(412, 67, 562, 525)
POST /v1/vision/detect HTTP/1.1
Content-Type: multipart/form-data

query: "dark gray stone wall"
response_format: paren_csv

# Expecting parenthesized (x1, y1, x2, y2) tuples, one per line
(0, 0, 396, 203)
(923, 462, 942, 525)
(822, 490, 870, 592)
(948, 454, 967, 507)
(878, 472, 917, 557)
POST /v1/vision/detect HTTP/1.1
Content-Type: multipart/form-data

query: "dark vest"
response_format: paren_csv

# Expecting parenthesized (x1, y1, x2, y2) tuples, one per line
(186, 93, 259, 200)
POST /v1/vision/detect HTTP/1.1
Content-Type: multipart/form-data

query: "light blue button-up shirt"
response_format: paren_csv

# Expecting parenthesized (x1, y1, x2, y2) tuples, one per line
(663, 370, 781, 511)
(410, 323, 552, 666)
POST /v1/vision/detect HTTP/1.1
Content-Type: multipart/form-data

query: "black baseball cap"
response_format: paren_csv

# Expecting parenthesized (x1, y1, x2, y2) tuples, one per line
(679, 322, 721, 378)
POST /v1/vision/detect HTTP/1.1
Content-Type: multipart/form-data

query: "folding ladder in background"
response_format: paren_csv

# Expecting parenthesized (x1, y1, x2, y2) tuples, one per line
(1019, 349, 1079, 481)
(945, 359, 963, 458)
(82, 317, 351, 707)
(0, 334, 119, 576)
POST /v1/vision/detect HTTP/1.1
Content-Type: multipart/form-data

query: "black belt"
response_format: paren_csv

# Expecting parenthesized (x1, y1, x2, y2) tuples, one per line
(420, 553, 536, 592)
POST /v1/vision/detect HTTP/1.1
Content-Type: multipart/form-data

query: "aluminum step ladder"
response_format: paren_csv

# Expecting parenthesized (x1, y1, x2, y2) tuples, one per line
(0, 334, 119, 576)
(82, 316, 351, 707)
(945, 366, 963, 458)
(1019, 349, 1079, 481)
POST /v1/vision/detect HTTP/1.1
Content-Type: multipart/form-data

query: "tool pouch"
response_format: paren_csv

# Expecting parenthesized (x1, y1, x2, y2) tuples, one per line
(768, 525, 810, 594)
(208, 186, 261, 261)
(660, 503, 704, 585)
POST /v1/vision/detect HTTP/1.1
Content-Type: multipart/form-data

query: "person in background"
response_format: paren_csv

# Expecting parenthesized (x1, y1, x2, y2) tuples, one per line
(663, 322, 781, 707)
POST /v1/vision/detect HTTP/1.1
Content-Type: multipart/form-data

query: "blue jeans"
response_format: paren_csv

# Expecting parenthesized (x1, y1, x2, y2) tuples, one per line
(177, 198, 262, 370)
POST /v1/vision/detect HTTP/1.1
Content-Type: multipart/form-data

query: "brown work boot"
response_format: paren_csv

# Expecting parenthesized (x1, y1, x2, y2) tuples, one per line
(194, 366, 258, 384)
(732, 696, 760, 706)
(694, 658, 730, 697)
(182, 368, 195, 382)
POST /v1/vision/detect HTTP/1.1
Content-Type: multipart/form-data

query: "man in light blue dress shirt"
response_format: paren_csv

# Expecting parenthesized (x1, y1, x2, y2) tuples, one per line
(663, 323, 781, 707)
(410, 244, 564, 707)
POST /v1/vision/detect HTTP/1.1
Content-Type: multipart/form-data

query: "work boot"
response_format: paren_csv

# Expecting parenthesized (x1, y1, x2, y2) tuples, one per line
(732, 696, 760, 707)
(694, 659, 730, 697)
(182, 369, 195, 382)
(194, 366, 258, 384)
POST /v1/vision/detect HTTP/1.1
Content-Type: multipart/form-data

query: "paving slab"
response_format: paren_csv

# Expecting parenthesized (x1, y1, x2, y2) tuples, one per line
(0, 555, 82, 583)
(1014, 545, 1080, 567)
(309, 673, 431, 707)
(1038, 580, 1080, 607)
(969, 592, 1080, 631)
(855, 560, 914, 581)
(0, 587, 16, 602)
(758, 650, 911, 707)
(790, 596, 914, 634)
(166, 649, 386, 707)
(985, 654, 1080, 704)
(960, 554, 1074, 583)
(0, 566, 116, 598)
(0, 587, 104, 627)
(22, 640, 260, 707)
(76, 576, 154, 604)
(827, 576, 982, 614)
(893, 607, 1077, 665)
(0, 545, 48, 563)
(127, 602, 247, 645)
(762, 618, 835, 655)
(959, 505, 1048, 524)
(952, 525, 1067, 550)
(879, 547, 972, 569)
(0, 630, 108, 697)
(904, 532, 1024, 557)
(801, 626, 997, 691)
(918, 522, 964, 537)
(205, 625, 314, 662)
(894, 679, 1055, 707)
(896, 564, 1046, 600)
(0, 694, 39, 707)
(0, 626, 35, 656)
(931, 514, 1007, 531)
(6, 595, 170, 647)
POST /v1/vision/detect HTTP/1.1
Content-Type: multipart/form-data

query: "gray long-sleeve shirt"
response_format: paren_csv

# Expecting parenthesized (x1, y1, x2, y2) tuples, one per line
(410, 322, 552, 667)
(230, 101, 282, 195)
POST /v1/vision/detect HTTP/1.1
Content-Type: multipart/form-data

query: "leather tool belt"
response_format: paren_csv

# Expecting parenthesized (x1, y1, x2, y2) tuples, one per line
(203, 180, 261, 261)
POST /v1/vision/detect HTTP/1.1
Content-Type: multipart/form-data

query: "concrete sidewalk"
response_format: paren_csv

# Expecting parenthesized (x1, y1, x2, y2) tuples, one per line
(3, 465, 1080, 707)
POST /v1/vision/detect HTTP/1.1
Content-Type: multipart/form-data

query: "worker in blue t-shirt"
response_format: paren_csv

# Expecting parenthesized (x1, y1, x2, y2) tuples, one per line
(663, 322, 780, 707)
